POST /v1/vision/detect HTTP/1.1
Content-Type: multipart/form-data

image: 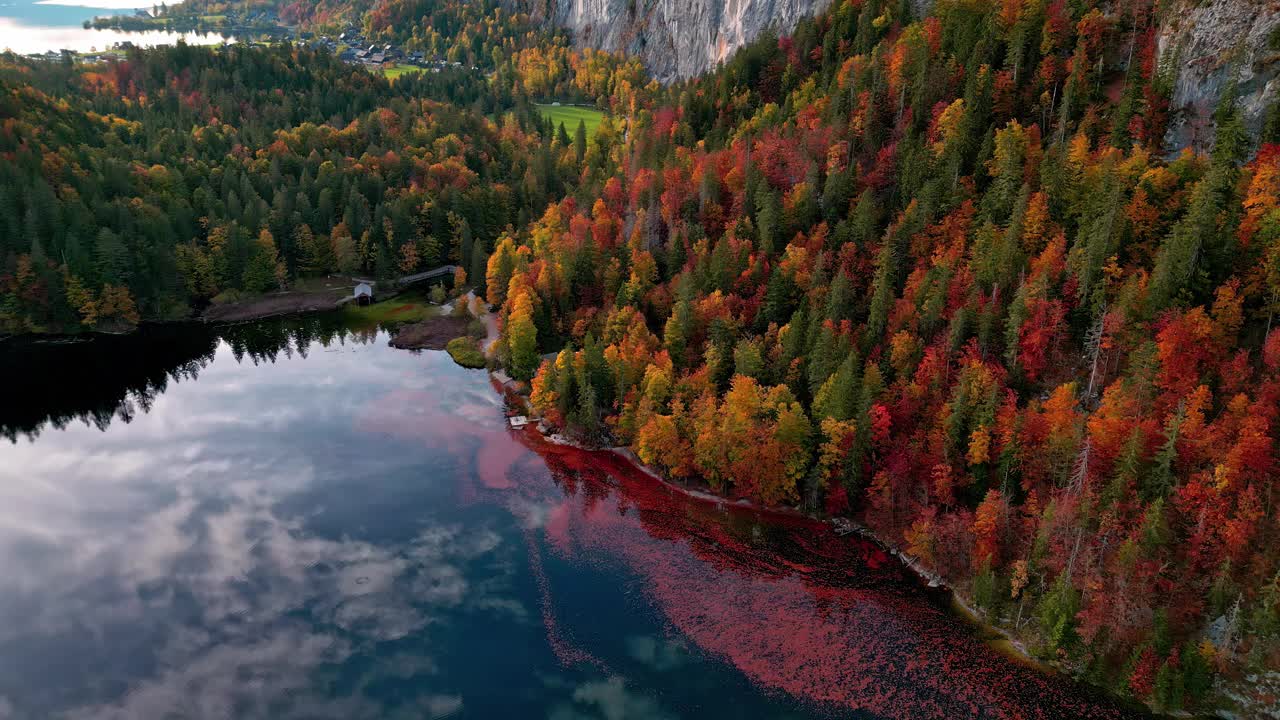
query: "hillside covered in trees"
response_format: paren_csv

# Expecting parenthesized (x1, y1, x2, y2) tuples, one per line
(4, 0, 1280, 714)
(480, 0, 1280, 714)
(0, 24, 645, 332)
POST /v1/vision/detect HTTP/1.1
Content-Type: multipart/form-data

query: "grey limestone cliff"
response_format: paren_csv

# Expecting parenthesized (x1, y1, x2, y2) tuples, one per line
(505, 0, 834, 82)
(1158, 0, 1280, 153)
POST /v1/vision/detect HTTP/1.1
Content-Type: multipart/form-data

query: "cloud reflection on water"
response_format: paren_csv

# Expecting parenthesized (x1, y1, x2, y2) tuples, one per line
(0, 337, 514, 719)
(548, 676, 675, 720)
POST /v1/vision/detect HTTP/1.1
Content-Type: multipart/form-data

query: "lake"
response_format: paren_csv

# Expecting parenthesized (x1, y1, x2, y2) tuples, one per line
(0, 0, 231, 54)
(0, 316, 1145, 719)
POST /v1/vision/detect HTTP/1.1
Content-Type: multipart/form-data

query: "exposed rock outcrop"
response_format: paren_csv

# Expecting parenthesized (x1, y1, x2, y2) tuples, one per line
(505, 0, 841, 82)
(1158, 0, 1280, 153)
(516, 0, 1279, 155)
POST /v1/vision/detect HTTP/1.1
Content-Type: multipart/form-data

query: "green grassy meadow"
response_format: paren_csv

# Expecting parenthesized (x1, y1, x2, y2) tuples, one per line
(537, 104, 605, 138)
(343, 296, 435, 327)
(380, 64, 425, 81)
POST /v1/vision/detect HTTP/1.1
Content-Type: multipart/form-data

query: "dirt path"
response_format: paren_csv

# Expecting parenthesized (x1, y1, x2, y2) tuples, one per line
(469, 291, 500, 358)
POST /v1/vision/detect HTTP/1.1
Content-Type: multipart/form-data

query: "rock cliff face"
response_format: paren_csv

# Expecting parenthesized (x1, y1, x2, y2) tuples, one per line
(1157, 0, 1280, 153)
(504, 0, 838, 82)
(514, 0, 1280, 151)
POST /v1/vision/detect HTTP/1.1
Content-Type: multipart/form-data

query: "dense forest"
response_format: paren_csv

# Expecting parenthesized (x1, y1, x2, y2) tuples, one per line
(4, 0, 1280, 713)
(482, 0, 1280, 714)
(0, 32, 641, 331)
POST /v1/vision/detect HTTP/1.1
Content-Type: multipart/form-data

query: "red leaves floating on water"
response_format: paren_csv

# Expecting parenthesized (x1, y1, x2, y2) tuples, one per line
(525, 529, 606, 671)
(356, 390, 1136, 718)
(498, 430, 1139, 720)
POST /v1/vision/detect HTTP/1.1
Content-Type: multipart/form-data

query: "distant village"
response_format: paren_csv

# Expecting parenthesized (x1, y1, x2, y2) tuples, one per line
(309, 28, 469, 72)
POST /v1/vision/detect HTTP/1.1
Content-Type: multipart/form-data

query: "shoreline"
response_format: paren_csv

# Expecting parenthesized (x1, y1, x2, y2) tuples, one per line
(480, 357, 1217, 718)
(494, 379, 1055, 675)
(1, 292, 347, 344)
(508, 410, 1159, 712)
(1, 280, 405, 343)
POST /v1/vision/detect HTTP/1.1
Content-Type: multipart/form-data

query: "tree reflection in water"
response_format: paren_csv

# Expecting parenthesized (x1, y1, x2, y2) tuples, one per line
(2, 315, 378, 442)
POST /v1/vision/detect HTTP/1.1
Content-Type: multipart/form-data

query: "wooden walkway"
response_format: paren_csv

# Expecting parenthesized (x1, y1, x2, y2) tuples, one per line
(352, 264, 459, 290)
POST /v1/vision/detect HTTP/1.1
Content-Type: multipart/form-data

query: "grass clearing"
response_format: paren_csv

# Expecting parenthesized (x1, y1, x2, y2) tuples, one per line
(446, 337, 486, 368)
(381, 64, 424, 81)
(537, 104, 605, 138)
(344, 296, 435, 327)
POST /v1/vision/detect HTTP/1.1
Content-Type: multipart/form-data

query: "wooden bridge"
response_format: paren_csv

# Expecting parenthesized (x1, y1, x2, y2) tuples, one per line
(353, 264, 459, 290)
(342, 264, 459, 305)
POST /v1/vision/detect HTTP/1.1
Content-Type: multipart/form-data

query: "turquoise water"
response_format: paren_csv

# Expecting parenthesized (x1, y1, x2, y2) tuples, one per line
(0, 319, 1145, 719)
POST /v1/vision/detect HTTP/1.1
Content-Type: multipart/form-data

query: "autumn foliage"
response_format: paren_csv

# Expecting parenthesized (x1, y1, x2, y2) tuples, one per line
(5, 0, 1280, 711)
(485, 0, 1280, 711)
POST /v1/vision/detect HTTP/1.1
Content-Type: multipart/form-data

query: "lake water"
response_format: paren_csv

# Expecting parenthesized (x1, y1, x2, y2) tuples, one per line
(0, 0, 231, 54)
(0, 317, 1145, 719)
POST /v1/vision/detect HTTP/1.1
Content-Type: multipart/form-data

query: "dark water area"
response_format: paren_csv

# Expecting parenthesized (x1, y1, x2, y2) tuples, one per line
(0, 317, 1147, 719)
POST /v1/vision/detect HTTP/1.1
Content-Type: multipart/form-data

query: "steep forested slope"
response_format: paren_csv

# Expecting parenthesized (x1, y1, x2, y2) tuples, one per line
(483, 1, 1280, 713)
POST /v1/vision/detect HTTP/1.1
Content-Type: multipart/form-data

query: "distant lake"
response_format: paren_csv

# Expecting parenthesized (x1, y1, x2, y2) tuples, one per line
(0, 0, 231, 54)
(0, 317, 1147, 720)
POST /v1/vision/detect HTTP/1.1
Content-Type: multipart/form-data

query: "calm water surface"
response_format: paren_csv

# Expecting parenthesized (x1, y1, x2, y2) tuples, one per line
(0, 318, 1143, 719)
(0, 0, 231, 54)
